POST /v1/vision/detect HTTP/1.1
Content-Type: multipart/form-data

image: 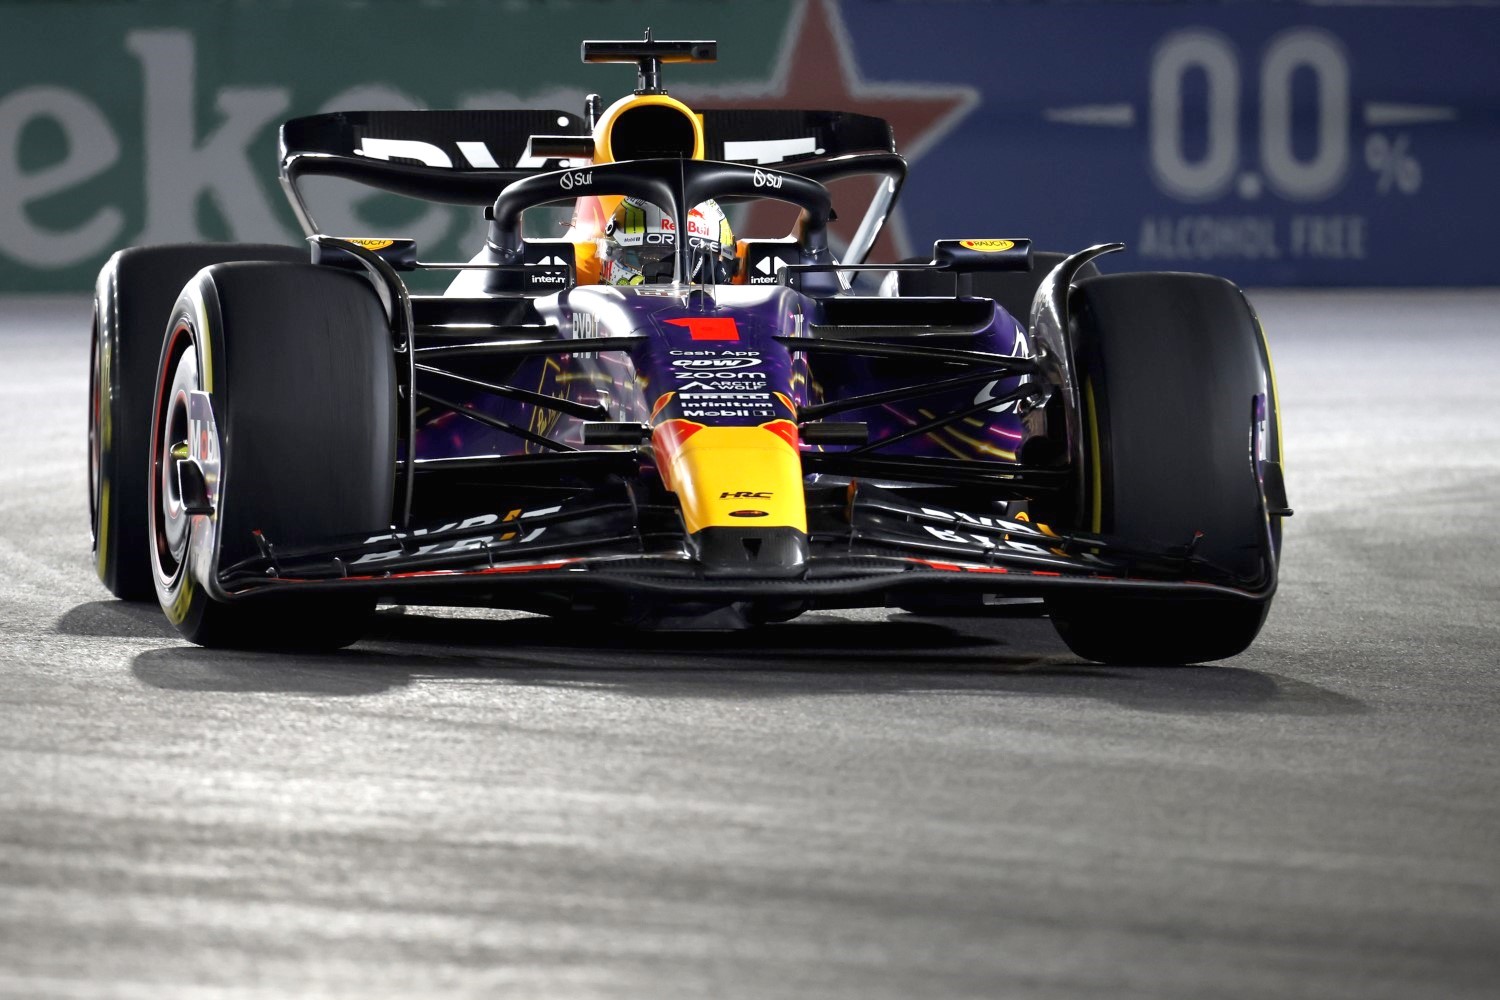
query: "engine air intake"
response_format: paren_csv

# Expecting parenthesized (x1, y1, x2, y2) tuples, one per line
(609, 104, 699, 160)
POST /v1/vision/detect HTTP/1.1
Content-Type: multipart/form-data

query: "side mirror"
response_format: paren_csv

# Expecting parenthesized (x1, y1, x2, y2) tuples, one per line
(931, 238, 1032, 273)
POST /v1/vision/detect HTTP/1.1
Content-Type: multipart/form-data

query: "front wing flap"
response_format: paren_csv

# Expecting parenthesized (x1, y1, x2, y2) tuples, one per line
(215, 483, 1274, 604)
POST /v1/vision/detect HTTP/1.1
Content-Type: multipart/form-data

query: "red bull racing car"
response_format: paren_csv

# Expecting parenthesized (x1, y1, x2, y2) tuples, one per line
(88, 35, 1290, 663)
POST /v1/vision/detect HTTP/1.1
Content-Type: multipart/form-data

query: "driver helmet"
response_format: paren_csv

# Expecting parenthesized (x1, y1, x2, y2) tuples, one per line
(598, 197, 736, 285)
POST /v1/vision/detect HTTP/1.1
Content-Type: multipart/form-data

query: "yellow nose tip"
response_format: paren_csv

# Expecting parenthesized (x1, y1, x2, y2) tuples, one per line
(651, 420, 805, 535)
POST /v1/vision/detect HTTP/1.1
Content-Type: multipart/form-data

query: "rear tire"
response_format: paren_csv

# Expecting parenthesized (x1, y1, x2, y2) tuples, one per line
(1044, 272, 1282, 665)
(91, 243, 304, 600)
(150, 262, 396, 649)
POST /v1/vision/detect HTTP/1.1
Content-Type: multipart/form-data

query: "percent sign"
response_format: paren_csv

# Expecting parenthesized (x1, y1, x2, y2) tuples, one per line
(1366, 133, 1422, 195)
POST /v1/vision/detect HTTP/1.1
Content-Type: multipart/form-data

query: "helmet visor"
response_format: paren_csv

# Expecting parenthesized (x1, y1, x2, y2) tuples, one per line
(614, 245, 677, 284)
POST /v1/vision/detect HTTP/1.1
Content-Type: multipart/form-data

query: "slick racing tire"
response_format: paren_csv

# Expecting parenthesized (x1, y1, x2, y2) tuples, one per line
(91, 243, 304, 600)
(150, 262, 396, 649)
(1044, 273, 1282, 665)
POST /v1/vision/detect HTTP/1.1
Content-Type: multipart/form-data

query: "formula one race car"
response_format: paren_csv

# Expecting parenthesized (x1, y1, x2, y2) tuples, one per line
(89, 34, 1289, 663)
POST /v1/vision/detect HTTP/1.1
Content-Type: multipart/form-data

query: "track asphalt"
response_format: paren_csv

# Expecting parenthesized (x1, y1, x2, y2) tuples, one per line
(1, 291, 1497, 999)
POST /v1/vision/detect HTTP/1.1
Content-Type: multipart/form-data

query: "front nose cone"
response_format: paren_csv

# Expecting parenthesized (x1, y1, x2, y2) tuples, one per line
(651, 419, 806, 534)
(692, 526, 809, 578)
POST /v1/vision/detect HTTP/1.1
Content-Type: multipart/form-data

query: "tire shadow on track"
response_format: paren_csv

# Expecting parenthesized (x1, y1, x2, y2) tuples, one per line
(126, 607, 1365, 717)
(55, 599, 179, 639)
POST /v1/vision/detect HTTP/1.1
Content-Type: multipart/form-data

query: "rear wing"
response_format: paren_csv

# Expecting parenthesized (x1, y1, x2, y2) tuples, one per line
(701, 109, 906, 264)
(699, 109, 894, 165)
(278, 109, 589, 233)
(279, 107, 906, 262)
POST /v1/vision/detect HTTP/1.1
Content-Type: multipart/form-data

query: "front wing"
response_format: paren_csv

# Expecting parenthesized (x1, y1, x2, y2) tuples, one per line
(213, 483, 1277, 608)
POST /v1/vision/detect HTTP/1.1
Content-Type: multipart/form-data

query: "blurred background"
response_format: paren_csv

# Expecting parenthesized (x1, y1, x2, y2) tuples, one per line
(1, 0, 1496, 293)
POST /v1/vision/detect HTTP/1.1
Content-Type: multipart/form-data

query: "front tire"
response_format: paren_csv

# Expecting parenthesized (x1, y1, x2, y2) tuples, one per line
(1045, 272, 1283, 665)
(150, 262, 396, 649)
(91, 243, 304, 600)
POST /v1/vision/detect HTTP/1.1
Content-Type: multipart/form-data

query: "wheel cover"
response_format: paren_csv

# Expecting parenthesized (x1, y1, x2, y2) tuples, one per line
(87, 314, 103, 549)
(151, 325, 198, 586)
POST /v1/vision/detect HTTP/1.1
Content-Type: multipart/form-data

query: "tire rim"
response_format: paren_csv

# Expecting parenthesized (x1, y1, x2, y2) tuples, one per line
(151, 324, 197, 584)
(87, 312, 102, 548)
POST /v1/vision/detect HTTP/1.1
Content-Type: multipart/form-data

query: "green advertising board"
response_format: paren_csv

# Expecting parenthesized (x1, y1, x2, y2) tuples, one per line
(0, 0, 789, 291)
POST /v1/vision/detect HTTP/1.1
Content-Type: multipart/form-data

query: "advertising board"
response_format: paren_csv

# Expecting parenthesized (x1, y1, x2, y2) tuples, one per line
(1, 0, 1495, 290)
